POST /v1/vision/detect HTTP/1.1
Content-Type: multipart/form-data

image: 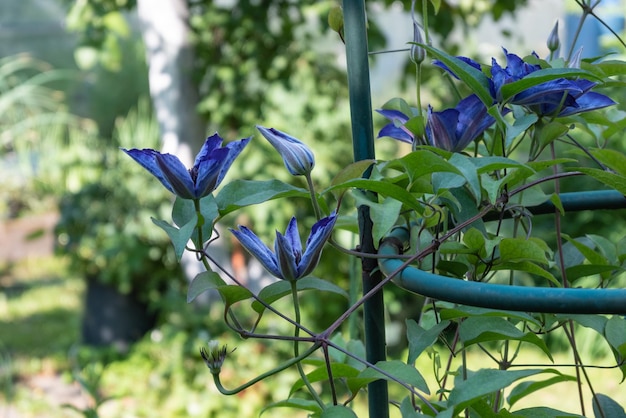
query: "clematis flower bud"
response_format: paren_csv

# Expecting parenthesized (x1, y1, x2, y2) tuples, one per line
(410, 21, 426, 64)
(200, 341, 233, 375)
(547, 21, 560, 53)
(256, 125, 315, 176)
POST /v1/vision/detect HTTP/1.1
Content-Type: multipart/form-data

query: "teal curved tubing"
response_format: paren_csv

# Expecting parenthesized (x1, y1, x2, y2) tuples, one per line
(378, 226, 626, 314)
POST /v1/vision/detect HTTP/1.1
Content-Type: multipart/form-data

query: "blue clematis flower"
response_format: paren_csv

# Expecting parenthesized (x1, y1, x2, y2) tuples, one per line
(425, 94, 499, 153)
(435, 49, 614, 116)
(123, 133, 251, 200)
(375, 109, 414, 144)
(256, 125, 315, 176)
(231, 212, 337, 281)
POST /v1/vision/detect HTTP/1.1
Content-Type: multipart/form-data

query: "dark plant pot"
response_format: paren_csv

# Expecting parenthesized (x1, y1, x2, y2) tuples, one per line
(81, 277, 156, 351)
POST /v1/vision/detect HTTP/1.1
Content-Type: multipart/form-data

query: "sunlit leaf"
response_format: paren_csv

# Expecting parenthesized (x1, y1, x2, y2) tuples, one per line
(290, 363, 360, 396)
(407, 319, 450, 363)
(215, 179, 309, 215)
(592, 394, 626, 418)
(251, 277, 348, 314)
(151, 214, 196, 261)
(260, 398, 322, 416)
(187, 270, 225, 303)
(419, 44, 493, 106)
(320, 405, 358, 418)
(448, 368, 543, 413)
(354, 360, 429, 394)
(499, 237, 550, 265)
(458, 317, 552, 360)
(507, 372, 577, 406)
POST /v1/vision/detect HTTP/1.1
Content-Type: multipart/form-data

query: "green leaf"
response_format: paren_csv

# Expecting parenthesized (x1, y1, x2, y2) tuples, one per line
(320, 405, 358, 418)
(215, 179, 309, 215)
(329, 159, 376, 199)
(458, 317, 552, 360)
(511, 407, 582, 417)
(449, 154, 481, 203)
(407, 319, 450, 363)
(565, 264, 621, 283)
(251, 277, 348, 313)
(218, 285, 253, 308)
(562, 235, 609, 266)
(290, 363, 360, 396)
(605, 316, 626, 381)
(471, 156, 530, 175)
(420, 44, 493, 106)
(499, 237, 550, 265)
(592, 394, 626, 418)
(526, 159, 577, 172)
(444, 187, 487, 233)
(463, 228, 486, 253)
(325, 178, 424, 214)
(400, 396, 429, 417)
(595, 60, 626, 77)
(187, 270, 225, 303)
(396, 150, 461, 183)
(151, 213, 197, 261)
(560, 314, 607, 335)
(577, 167, 626, 195)
(499, 68, 601, 103)
(353, 193, 403, 244)
(507, 372, 577, 406)
(492, 261, 560, 287)
(535, 121, 570, 150)
(356, 360, 429, 394)
(439, 306, 541, 326)
(260, 398, 322, 416)
(506, 113, 538, 147)
(172, 196, 218, 245)
(448, 368, 543, 413)
(172, 197, 196, 227)
(588, 148, 626, 177)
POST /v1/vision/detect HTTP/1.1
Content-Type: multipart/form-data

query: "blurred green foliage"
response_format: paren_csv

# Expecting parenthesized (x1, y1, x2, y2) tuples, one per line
(54, 100, 183, 305)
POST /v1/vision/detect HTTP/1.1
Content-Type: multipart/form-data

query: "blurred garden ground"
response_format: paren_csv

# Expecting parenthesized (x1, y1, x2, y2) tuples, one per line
(2, 0, 626, 417)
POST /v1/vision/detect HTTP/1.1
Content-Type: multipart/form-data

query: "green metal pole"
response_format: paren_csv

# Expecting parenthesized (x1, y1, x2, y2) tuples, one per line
(342, 0, 389, 416)
(379, 226, 626, 314)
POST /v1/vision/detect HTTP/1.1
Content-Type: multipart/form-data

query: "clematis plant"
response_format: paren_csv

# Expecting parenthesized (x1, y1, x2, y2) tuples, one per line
(122, 133, 251, 200)
(230, 212, 337, 282)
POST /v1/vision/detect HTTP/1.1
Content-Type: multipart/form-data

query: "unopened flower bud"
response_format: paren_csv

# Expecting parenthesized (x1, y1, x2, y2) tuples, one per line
(256, 125, 315, 176)
(547, 21, 560, 53)
(200, 341, 233, 374)
(410, 21, 426, 64)
(569, 47, 583, 69)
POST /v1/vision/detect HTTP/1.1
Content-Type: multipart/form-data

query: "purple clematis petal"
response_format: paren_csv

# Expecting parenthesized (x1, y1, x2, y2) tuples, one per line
(376, 109, 414, 143)
(275, 229, 300, 282)
(123, 133, 251, 200)
(455, 94, 499, 150)
(549, 91, 616, 117)
(231, 212, 337, 281)
(230, 225, 282, 278)
(155, 153, 197, 199)
(298, 212, 338, 278)
(122, 148, 181, 196)
(425, 94, 501, 153)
